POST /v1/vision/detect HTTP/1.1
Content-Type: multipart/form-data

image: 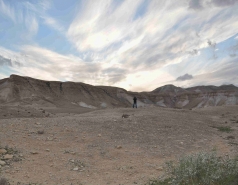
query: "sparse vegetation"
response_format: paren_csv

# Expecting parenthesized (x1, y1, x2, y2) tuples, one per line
(216, 126, 233, 132)
(212, 126, 233, 132)
(145, 152, 238, 185)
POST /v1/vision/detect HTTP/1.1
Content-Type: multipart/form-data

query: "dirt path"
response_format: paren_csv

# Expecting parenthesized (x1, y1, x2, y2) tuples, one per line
(0, 106, 238, 184)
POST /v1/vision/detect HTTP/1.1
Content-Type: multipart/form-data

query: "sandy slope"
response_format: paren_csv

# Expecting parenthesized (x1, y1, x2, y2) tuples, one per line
(0, 106, 238, 185)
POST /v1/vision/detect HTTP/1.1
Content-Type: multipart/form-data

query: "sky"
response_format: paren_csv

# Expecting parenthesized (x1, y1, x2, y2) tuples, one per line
(0, 0, 238, 91)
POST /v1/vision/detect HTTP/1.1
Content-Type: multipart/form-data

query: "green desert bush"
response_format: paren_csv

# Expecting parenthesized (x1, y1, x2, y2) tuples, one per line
(145, 152, 238, 185)
(211, 126, 233, 132)
(216, 126, 233, 132)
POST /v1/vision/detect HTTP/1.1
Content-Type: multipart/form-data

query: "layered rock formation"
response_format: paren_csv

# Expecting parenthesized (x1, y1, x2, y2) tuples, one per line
(0, 74, 237, 109)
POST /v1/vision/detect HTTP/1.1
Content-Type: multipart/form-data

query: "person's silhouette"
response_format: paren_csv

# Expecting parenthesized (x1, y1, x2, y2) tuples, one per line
(133, 97, 137, 108)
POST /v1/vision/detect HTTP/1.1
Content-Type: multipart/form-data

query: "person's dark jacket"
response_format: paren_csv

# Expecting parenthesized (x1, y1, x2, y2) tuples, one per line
(133, 97, 137, 103)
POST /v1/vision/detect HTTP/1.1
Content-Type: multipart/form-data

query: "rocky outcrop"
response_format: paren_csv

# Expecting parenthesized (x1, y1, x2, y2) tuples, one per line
(0, 74, 238, 109)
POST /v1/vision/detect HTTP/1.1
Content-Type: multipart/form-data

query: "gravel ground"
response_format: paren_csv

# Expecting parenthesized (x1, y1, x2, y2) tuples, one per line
(0, 105, 238, 185)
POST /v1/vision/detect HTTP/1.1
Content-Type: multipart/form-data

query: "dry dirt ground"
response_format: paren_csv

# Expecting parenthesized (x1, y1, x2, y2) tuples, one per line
(0, 105, 238, 185)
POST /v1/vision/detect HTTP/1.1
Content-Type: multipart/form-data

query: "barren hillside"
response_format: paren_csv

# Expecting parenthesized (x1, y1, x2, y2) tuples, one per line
(0, 75, 238, 112)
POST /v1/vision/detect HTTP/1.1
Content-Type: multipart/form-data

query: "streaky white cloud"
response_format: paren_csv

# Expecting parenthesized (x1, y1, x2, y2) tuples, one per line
(0, 0, 41, 37)
(173, 56, 238, 87)
(116, 69, 175, 92)
(0, 0, 15, 22)
(189, 0, 238, 9)
(67, 0, 145, 51)
(67, 0, 238, 68)
(25, 15, 38, 36)
(1, 0, 238, 91)
(42, 15, 64, 32)
(65, 0, 238, 90)
(5, 45, 109, 85)
(38, 0, 51, 11)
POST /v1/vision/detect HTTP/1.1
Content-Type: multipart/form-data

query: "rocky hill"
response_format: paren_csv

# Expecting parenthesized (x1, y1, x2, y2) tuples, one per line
(0, 74, 238, 109)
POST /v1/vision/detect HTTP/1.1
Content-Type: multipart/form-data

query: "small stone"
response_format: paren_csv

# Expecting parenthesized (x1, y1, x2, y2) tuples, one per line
(30, 151, 39, 154)
(122, 114, 130, 118)
(73, 167, 79, 171)
(116, 145, 122, 149)
(0, 160, 6, 166)
(4, 154, 13, 159)
(35, 122, 41, 125)
(98, 134, 101, 137)
(70, 159, 74, 163)
(46, 149, 50, 152)
(37, 130, 44, 134)
(0, 149, 7, 154)
(156, 167, 163, 171)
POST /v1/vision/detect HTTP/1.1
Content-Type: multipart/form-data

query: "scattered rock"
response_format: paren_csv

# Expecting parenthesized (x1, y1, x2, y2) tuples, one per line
(0, 149, 7, 154)
(156, 167, 163, 171)
(73, 167, 79, 171)
(98, 134, 101, 137)
(69, 159, 74, 163)
(3, 154, 13, 159)
(0, 160, 6, 166)
(227, 136, 235, 140)
(46, 149, 50, 152)
(122, 114, 130, 118)
(30, 151, 39, 155)
(35, 122, 41, 125)
(37, 130, 44, 134)
(116, 145, 122, 149)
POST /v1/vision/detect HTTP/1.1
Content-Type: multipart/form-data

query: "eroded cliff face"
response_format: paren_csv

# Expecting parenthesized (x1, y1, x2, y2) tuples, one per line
(0, 74, 238, 109)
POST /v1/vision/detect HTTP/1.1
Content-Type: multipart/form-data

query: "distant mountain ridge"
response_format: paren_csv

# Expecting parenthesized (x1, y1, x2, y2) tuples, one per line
(153, 84, 238, 93)
(0, 74, 238, 109)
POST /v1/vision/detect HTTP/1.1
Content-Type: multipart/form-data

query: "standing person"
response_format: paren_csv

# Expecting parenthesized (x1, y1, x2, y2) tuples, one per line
(133, 97, 137, 108)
